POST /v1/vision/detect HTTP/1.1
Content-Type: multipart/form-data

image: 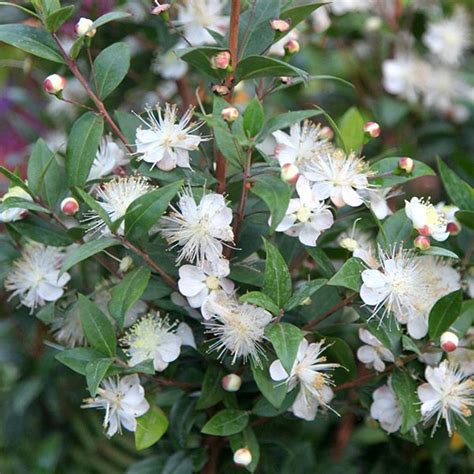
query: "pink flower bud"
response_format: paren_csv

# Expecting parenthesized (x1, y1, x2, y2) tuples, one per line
(43, 74, 66, 94)
(211, 84, 231, 96)
(151, 1, 170, 15)
(221, 374, 242, 392)
(270, 19, 290, 32)
(75, 17, 96, 38)
(233, 448, 252, 467)
(440, 331, 459, 352)
(279, 76, 293, 85)
(284, 39, 300, 55)
(414, 235, 430, 251)
(281, 163, 300, 184)
(60, 197, 79, 216)
(447, 222, 461, 235)
(398, 157, 414, 174)
(363, 121, 381, 138)
(221, 106, 239, 122)
(211, 51, 231, 70)
(320, 126, 334, 140)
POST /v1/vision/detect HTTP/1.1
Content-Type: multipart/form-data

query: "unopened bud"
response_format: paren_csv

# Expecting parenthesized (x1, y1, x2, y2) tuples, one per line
(221, 106, 239, 122)
(211, 51, 231, 70)
(151, 1, 170, 15)
(414, 235, 430, 251)
(281, 163, 300, 184)
(398, 157, 414, 174)
(211, 84, 231, 96)
(284, 39, 300, 55)
(233, 448, 252, 467)
(363, 121, 381, 138)
(75, 17, 96, 38)
(270, 19, 290, 32)
(320, 126, 334, 140)
(447, 222, 461, 235)
(119, 255, 134, 273)
(60, 197, 79, 216)
(43, 74, 66, 94)
(222, 374, 242, 392)
(440, 331, 459, 352)
(279, 76, 293, 85)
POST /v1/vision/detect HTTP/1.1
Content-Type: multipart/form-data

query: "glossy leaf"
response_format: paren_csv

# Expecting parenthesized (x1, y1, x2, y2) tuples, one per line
(240, 291, 280, 315)
(262, 239, 292, 307)
(201, 409, 249, 436)
(437, 157, 474, 211)
(428, 290, 463, 340)
(196, 364, 225, 410)
(266, 322, 303, 374)
(135, 406, 169, 450)
(328, 257, 364, 292)
(243, 98, 264, 137)
(338, 107, 364, 152)
(85, 358, 114, 396)
(391, 370, 421, 434)
(285, 279, 327, 310)
(371, 158, 435, 188)
(235, 56, 309, 82)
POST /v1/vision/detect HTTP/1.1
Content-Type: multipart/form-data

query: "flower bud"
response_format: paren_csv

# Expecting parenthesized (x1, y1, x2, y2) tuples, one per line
(414, 235, 430, 251)
(119, 255, 134, 273)
(440, 331, 459, 352)
(221, 374, 242, 392)
(75, 17, 96, 38)
(270, 19, 290, 32)
(211, 51, 231, 70)
(284, 39, 300, 55)
(233, 448, 252, 467)
(43, 74, 66, 94)
(281, 163, 300, 184)
(363, 121, 381, 138)
(398, 157, 414, 174)
(151, 1, 170, 15)
(447, 222, 461, 235)
(320, 126, 334, 140)
(279, 76, 293, 85)
(61, 197, 80, 216)
(211, 84, 231, 96)
(221, 106, 239, 122)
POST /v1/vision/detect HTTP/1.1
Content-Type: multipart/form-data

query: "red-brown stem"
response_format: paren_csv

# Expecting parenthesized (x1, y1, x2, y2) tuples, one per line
(176, 76, 196, 110)
(303, 293, 356, 331)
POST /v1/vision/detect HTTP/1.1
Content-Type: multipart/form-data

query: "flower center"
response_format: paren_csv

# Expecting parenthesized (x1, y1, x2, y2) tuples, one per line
(205, 275, 220, 291)
(296, 206, 311, 223)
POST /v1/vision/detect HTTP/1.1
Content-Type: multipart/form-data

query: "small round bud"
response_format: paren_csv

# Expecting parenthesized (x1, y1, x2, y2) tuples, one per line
(398, 157, 414, 174)
(43, 74, 66, 94)
(320, 126, 334, 140)
(151, 1, 170, 15)
(60, 197, 80, 216)
(119, 256, 134, 273)
(284, 39, 300, 55)
(211, 84, 231, 96)
(221, 374, 242, 392)
(414, 235, 430, 251)
(270, 19, 290, 32)
(440, 331, 459, 353)
(281, 163, 300, 184)
(279, 76, 293, 85)
(363, 121, 381, 138)
(221, 106, 239, 122)
(211, 51, 231, 70)
(365, 16, 382, 32)
(75, 18, 96, 38)
(447, 222, 461, 235)
(233, 448, 252, 467)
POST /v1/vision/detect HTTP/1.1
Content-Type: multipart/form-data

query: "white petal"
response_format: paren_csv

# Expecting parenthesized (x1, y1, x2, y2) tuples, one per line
(269, 359, 289, 381)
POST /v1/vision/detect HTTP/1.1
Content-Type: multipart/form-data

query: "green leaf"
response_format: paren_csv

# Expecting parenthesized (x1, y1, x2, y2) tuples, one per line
(305, 246, 337, 278)
(0, 166, 32, 196)
(240, 291, 280, 315)
(420, 247, 459, 259)
(201, 409, 249, 436)
(75, 186, 113, 230)
(274, 3, 325, 42)
(251, 175, 291, 233)
(85, 358, 114, 396)
(55, 347, 104, 375)
(9, 217, 74, 247)
(455, 210, 474, 229)
(376, 209, 412, 249)
(66, 112, 104, 186)
(401, 335, 422, 357)
(229, 427, 260, 473)
(60, 237, 120, 275)
(0, 2, 41, 19)
(370, 158, 435, 188)
(44, 5, 75, 32)
(229, 264, 263, 287)
(27, 138, 66, 209)
(196, 364, 225, 410)
(177, 46, 227, 79)
(115, 110, 142, 145)
(328, 257, 364, 292)
(285, 279, 327, 310)
(124, 181, 182, 241)
(78, 294, 117, 357)
(0, 24, 64, 63)
(266, 322, 303, 374)
(451, 300, 474, 337)
(0, 198, 49, 215)
(135, 406, 169, 451)
(243, 98, 264, 137)
(262, 239, 292, 308)
(235, 56, 309, 82)
(36, 302, 55, 323)
(93, 42, 130, 100)
(323, 336, 356, 381)
(437, 157, 474, 211)
(108, 268, 151, 329)
(457, 414, 474, 451)
(428, 290, 463, 340)
(91, 11, 132, 30)
(391, 370, 421, 434)
(338, 106, 364, 152)
(251, 357, 287, 408)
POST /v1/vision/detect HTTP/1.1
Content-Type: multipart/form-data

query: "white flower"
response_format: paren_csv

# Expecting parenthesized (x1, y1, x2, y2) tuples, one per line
(161, 189, 234, 265)
(418, 361, 474, 436)
(82, 374, 149, 437)
(273, 177, 334, 247)
(304, 149, 371, 207)
(422, 7, 471, 66)
(5, 243, 70, 312)
(270, 339, 340, 421)
(435, 202, 461, 234)
(178, 258, 234, 308)
(356, 328, 395, 372)
(88, 135, 128, 181)
(330, 0, 373, 15)
(370, 381, 402, 433)
(202, 290, 272, 366)
(152, 43, 188, 80)
(272, 121, 332, 172)
(121, 314, 183, 372)
(51, 304, 85, 347)
(0, 186, 33, 223)
(361, 187, 393, 220)
(174, 0, 228, 45)
(312, 7, 331, 33)
(85, 176, 152, 235)
(405, 197, 449, 241)
(135, 104, 205, 171)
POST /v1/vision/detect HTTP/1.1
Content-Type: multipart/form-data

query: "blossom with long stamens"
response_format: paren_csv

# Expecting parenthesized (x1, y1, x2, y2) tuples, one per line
(405, 197, 449, 241)
(88, 135, 128, 181)
(356, 328, 395, 372)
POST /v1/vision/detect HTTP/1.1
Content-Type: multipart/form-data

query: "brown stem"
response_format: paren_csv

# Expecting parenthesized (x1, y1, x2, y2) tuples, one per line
(303, 293, 356, 331)
(176, 76, 196, 110)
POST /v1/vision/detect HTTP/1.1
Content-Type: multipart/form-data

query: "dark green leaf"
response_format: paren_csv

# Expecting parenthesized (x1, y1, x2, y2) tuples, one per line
(9, 216, 74, 247)
(376, 209, 412, 249)
(85, 358, 114, 396)
(437, 157, 474, 211)
(243, 98, 264, 137)
(428, 290, 463, 340)
(36, 302, 55, 323)
(266, 322, 303, 374)
(115, 110, 142, 146)
(328, 257, 363, 292)
(201, 409, 249, 436)
(0, 166, 33, 196)
(457, 414, 474, 451)
(236, 56, 309, 82)
(91, 11, 132, 30)
(305, 246, 337, 278)
(324, 336, 356, 381)
(0, 198, 49, 215)
(391, 370, 421, 434)
(135, 406, 169, 450)
(420, 247, 459, 259)
(370, 158, 435, 188)
(177, 46, 227, 79)
(55, 347, 104, 375)
(240, 291, 280, 315)
(338, 106, 364, 152)
(262, 239, 292, 307)
(251, 357, 287, 408)
(402, 336, 422, 357)
(196, 364, 225, 410)
(75, 186, 113, 230)
(274, 3, 325, 42)
(455, 210, 474, 229)
(44, 5, 75, 32)
(286, 279, 327, 310)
